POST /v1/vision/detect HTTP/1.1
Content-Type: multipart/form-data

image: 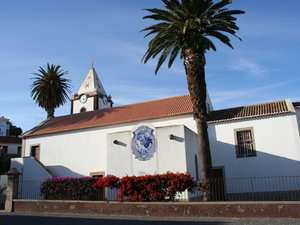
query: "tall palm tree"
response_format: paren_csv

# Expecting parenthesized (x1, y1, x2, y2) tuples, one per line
(142, 0, 244, 188)
(31, 63, 71, 119)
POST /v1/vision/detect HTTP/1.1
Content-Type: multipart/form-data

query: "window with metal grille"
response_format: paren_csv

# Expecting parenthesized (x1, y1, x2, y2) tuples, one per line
(0, 146, 8, 154)
(236, 129, 256, 158)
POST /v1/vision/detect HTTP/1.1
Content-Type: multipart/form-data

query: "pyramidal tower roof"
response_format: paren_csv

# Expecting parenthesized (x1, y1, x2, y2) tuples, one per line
(77, 67, 107, 96)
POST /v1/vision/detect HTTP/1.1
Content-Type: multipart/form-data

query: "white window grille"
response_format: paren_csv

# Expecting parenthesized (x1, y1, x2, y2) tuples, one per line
(236, 130, 256, 158)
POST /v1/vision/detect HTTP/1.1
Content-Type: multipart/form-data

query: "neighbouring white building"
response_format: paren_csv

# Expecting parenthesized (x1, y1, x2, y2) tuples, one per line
(0, 117, 22, 155)
(0, 117, 22, 207)
(13, 67, 300, 200)
(0, 117, 9, 137)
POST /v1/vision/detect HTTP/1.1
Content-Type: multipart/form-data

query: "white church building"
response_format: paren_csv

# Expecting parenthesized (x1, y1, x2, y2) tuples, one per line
(12, 67, 300, 200)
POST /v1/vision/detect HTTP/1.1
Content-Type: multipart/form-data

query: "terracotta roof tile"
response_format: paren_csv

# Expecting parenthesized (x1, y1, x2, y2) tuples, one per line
(293, 102, 300, 108)
(24, 96, 294, 137)
(0, 136, 22, 144)
(25, 95, 194, 137)
(208, 100, 292, 124)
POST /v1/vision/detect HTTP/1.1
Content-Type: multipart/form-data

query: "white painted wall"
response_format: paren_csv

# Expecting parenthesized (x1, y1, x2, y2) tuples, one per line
(107, 125, 195, 177)
(73, 97, 94, 114)
(23, 116, 196, 178)
(106, 125, 199, 201)
(11, 157, 52, 181)
(156, 125, 187, 174)
(98, 97, 111, 110)
(107, 131, 132, 177)
(23, 115, 195, 178)
(184, 126, 200, 180)
(209, 114, 300, 178)
(11, 157, 52, 199)
(22, 110, 300, 186)
(1, 143, 20, 154)
(295, 108, 300, 134)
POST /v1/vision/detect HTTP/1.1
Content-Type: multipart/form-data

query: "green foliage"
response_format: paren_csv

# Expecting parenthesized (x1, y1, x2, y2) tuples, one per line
(40, 177, 99, 200)
(7, 121, 22, 137)
(30, 63, 71, 118)
(0, 154, 10, 174)
(142, 0, 244, 73)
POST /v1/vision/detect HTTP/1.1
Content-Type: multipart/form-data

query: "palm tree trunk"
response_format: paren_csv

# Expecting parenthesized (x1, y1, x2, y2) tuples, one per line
(183, 47, 213, 201)
(46, 108, 55, 119)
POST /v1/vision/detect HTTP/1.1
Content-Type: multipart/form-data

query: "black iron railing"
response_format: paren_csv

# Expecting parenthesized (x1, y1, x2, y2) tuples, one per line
(16, 176, 300, 201)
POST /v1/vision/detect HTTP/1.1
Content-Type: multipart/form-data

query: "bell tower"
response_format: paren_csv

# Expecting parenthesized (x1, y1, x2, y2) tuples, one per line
(71, 67, 113, 114)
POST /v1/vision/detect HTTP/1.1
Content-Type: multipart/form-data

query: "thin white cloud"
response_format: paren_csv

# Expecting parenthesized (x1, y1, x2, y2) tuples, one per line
(0, 95, 30, 103)
(211, 80, 299, 109)
(92, 37, 186, 75)
(239, 15, 300, 39)
(230, 58, 266, 77)
(109, 84, 187, 106)
(105, 39, 146, 58)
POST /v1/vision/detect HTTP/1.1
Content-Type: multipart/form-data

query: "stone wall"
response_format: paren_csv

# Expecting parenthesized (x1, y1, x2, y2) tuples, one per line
(13, 200, 300, 218)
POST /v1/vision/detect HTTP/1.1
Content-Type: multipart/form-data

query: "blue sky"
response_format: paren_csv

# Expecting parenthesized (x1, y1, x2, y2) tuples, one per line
(1, 0, 300, 132)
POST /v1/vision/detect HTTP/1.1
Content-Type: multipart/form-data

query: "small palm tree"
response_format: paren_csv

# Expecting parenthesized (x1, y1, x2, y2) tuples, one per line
(142, 0, 244, 197)
(31, 63, 71, 118)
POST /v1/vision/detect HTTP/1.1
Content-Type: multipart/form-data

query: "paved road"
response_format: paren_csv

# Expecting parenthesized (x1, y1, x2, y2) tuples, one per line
(0, 213, 300, 225)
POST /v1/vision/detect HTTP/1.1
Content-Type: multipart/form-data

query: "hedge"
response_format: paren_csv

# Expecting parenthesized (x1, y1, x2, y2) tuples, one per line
(40, 177, 99, 200)
(92, 172, 201, 201)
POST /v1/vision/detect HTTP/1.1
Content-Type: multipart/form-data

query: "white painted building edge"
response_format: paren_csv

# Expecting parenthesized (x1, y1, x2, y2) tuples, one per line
(0, 143, 20, 154)
(22, 111, 300, 179)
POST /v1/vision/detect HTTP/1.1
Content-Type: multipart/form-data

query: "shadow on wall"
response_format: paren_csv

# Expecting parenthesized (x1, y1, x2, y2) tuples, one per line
(12, 162, 86, 200)
(46, 165, 85, 178)
(208, 124, 300, 178)
(206, 123, 300, 200)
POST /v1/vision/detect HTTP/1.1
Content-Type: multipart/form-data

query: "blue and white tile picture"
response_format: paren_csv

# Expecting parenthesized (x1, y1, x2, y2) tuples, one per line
(131, 125, 156, 161)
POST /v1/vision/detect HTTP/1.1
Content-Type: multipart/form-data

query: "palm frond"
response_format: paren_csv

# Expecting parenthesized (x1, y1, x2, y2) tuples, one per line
(142, 0, 244, 73)
(30, 63, 71, 117)
(168, 46, 181, 68)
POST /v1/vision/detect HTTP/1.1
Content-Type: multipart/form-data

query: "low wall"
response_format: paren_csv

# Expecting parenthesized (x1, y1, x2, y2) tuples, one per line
(13, 200, 300, 218)
(0, 175, 7, 209)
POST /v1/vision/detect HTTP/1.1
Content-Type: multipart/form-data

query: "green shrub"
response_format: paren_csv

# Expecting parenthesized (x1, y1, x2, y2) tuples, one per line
(41, 177, 99, 200)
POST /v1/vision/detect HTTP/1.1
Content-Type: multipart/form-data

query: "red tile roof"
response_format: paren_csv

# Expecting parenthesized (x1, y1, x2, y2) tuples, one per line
(0, 136, 22, 144)
(23, 96, 294, 137)
(208, 100, 292, 123)
(24, 95, 194, 137)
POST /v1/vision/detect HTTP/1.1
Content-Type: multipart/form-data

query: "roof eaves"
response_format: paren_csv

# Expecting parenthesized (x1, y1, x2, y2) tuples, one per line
(292, 102, 300, 108)
(285, 99, 295, 113)
(25, 111, 193, 138)
(21, 118, 50, 138)
(207, 111, 291, 124)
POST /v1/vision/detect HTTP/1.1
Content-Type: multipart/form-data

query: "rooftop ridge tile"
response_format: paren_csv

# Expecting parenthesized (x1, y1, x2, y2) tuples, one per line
(24, 97, 294, 137)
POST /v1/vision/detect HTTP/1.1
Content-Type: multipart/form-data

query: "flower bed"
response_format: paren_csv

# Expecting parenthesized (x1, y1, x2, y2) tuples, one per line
(41, 177, 99, 200)
(40, 173, 209, 202)
(93, 172, 199, 201)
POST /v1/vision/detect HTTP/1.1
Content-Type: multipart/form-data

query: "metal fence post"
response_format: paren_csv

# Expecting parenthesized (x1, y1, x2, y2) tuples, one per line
(4, 168, 20, 212)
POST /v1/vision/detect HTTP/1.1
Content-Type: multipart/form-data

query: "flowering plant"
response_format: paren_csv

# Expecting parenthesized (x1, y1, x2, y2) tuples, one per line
(198, 179, 210, 192)
(92, 172, 197, 202)
(41, 177, 99, 200)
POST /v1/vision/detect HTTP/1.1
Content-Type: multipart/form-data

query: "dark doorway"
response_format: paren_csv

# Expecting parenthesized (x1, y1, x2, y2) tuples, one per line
(211, 168, 226, 201)
(30, 145, 40, 161)
(91, 174, 104, 201)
